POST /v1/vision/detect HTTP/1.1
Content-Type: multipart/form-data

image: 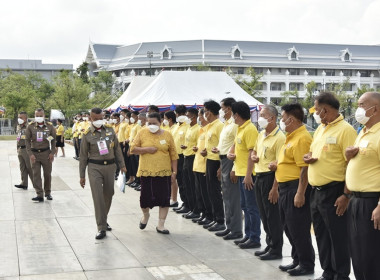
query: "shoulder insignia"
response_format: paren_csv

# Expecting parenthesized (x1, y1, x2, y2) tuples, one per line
(105, 124, 113, 128)
(84, 128, 91, 135)
(47, 122, 52, 125)
(29, 121, 35, 125)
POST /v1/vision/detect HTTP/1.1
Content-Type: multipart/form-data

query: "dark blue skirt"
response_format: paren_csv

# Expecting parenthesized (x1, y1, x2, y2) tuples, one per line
(140, 176, 171, 209)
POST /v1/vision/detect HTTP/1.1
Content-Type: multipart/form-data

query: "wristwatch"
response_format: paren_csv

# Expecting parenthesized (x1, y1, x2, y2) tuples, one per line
(342, 193, 352, 199)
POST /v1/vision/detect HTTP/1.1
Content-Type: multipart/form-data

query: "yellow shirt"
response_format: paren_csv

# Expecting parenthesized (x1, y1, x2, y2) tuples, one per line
(72, 122, 79, 138)
(129, 123, 141, 142)
(183, 124, 200, 156)
(308, 115, 357, 186)
(130, 128, 179, 177)
(56, 124, 64, 136)
(193, 125, 208, 173)
(124, 124, 131, 142)
(276, 125, 312, 183)
(173, 122, 189, 155)
(205, 119, 224, 161)
(161, 124, 170, 131)
(217, 117, 238, 155)
(117, 122, 128, 143)
(346, 121, 380, 192)
(254, 126, 285, 173)
(113, 123, 120, 135)
(78, 121, 90, 139)
(234, 120, 258, 176)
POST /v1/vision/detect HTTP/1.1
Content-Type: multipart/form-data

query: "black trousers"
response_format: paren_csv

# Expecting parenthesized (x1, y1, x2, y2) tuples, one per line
(206, 159, 224, 224)
(195, 171, 212, 219)
(348, 194, 380, 280)
(73, 137, 79, 158)
(177, 154, 188, 207)
(183, 155, 197, 213)
(278, 180, 315, 270)
(255, 172, 283, 255)
(310, 182, 350, 280)
(123, 142, 131, 178)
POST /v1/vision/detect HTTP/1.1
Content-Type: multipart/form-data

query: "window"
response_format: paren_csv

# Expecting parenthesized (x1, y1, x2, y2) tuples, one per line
(234, 49, 241, 59)
(307, 69, 317, 76)
(291, 51, 297, 60)
(254, 68, 264, 74)
(325, 69, 335, 76)
(289, 68, 300, 75)
(231, 44, 242, 59)
(271, 83, 283, 91)
(290, 83, 303, 91)
(163, 49, 169, 59)
(344, 53, 350, 62)
(359, 70, 371, 77)
(342, 70, 352, 76)
(340, 48, 352, 62)
(287, 46, 299, 60)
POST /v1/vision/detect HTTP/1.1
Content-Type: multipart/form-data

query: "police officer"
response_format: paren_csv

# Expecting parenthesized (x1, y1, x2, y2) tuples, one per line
(25, 108, 56, 202)
(79, 107, 126, 240)
(15, 111, 33, 190)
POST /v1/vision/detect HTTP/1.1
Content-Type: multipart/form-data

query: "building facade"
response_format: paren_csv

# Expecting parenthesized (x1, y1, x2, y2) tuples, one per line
(0, 59, 73, 80)
(85, 39, 380, 104)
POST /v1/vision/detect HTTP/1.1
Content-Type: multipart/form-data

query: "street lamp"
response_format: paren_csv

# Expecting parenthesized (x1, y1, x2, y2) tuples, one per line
(147, 51, 153, 77)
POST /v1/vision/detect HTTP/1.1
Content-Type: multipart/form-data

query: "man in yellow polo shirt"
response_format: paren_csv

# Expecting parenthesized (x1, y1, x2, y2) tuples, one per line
(251, 104, 285, 260)
(304, 92, 356, 280)
(227, 101, 260, 249)
(201, 100, 225, 232)
(78, 113, 90, 159)
(172, 105, 190, 214)
(118, 109, 130, 181)
(72, 114, 81, 160)
(181, 108, 200, 219)
(275, 103, 315, 277)
(111, 112, 121, 180)
(345, 92, 380, 280)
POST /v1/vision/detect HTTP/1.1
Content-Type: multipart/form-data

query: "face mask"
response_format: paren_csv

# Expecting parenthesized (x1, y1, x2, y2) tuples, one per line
(163, 119, 169, 126)
(120, 115, 125, 121)
(313, 112, 322, 124)
(203, 113, 208, 121)
(35, 117, 44, 123)
(279, 120, 286, 131)
(185, 117, 191, 124)
(177, 115, 187, 123)
(83, 117, 89, 121)
(92, 120, 104, 128)
(258, 117, 269, 129)
(130, 118, 135, 124)
(148, 124, 160, 133)
(355, 106, 374, 125)
(137, 120, 142, 126)
(125, 118, 129, 124)
(112, 119, 118, 124)
(219, 109, 225, 120)
(18, 118, 25, 125)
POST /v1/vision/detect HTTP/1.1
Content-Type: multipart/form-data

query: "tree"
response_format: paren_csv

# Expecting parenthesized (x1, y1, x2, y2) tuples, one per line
(49, 71, 92, 121)
(327, 78, 351, 118)
(302, 81, 317, 110)
(280, 90, 299, 106)
(25, 72, 54, 113)
(193, 63, 211, 71)
(90, 70, 120, 108)
(76, 61, 90, 83)
(232, 67, 263, 99)
(0, 73, 33, 127)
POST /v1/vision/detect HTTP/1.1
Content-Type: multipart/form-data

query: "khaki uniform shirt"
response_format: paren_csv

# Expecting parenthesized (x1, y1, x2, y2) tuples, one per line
(25, 121, 56, 156)
(79, 124, 125, 178)
(16, 124, 28, 149)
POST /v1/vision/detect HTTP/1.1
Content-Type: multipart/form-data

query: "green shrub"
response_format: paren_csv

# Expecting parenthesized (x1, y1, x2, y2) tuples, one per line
(64, 127, 73, 140)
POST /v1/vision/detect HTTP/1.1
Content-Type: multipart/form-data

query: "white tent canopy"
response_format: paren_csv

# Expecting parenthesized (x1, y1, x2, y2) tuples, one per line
(109, 71, 262, 109)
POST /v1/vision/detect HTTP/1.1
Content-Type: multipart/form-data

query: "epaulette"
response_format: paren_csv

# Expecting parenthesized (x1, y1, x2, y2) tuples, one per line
(47, 121, 52, 125)
(105, 124, 113, 128)
(83, 128, 91, 135)
(28, 121, 35, 125)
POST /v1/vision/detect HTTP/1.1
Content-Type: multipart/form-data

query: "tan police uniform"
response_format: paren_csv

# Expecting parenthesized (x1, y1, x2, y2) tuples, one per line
(16, 122, 33, 187)
(25, 121, 56, 198)
(79, 124, 125, 232)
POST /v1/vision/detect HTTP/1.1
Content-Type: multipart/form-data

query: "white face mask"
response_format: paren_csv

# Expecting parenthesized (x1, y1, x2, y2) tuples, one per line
(258, 117, 269, 129)
(355, 106, 374, 125)
(279, 120, 286, 131)
(18, 118, 25, 125)
(137, 120, 142, 126)
(313, 112, 322, 124)
(120, 115, 125, 121)
(148, 124, 160, 133)
(219, 109, 225, 120)
(197, 118, 202, 126)
(185, 117, 191, 124)
(177, 115, 187, 123)
(163, 119, 169, 126)
(92, 120, 104, 128)
(125, 118, 129, 124)
(112, 119, 118, 124)
(203, 113, 208, 121)
(130, 118, 135, 124)
(83, 117, 89, 121)
(35, 117, 44, 123)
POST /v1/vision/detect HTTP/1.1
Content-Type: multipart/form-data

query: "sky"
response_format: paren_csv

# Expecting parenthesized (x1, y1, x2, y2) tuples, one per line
(1, 0, 379, 68)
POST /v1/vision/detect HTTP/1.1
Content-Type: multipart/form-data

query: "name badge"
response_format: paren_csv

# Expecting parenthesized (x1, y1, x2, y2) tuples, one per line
(326, 137, 336, 144)
(21, 135, 26, 140)
(208, 132, 212, 139)
(106, 132, 112, 136)
(37, 132, 43, 142)
(179, 131, 184, 135)
(160, 139, 167, 145)
(237, 138, 242, 144)
(17, 132, 21, 141)
(359, 140, 369, 148)
(97, 140, 109, 155)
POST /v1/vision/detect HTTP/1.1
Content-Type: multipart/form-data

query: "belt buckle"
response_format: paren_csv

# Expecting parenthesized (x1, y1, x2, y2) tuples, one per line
(316, 187, 322, 191)
(104, 161, 107, 165)
(38, 149, 41, 152)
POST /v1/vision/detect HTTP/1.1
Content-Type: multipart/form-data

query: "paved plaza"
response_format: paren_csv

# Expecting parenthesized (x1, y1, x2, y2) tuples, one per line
(0, 140, 355, 280)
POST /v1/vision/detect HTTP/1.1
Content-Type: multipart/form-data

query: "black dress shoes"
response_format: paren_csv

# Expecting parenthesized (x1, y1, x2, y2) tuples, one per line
(134, 185, 141, 191)
(31, 196, 44, 202)
(45, 194, 53, 200)
(176, 207, 190, 214)
(238, 239, 261, 249)
(234, 236, 249, 245)
(192, 216, 204, 223)
(156, 227, 170, 234)
(185, 212, 200, 219)
(260, 252, 282, 260)
(169, 201, 179, 208)
(254, 247, 269, 256)
(287, 266, 314, 276)
(215, 229, 230, 237)
(95, 230, 106, 239)
(173, 204, 183, 211)
(208, 223, 225, 232)
(107, 223, 112, 231)
(203, 221, 216, 229)
(313, 276, 333, 280)
(279, 262, 299, 272)
(198, 218, 212, 225)
(14, 184, 27, 190)
(182, 211, 192, 218)
(223, 232, 243, 240)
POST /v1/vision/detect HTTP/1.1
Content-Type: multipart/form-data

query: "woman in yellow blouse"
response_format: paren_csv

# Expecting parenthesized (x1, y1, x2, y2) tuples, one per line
(55, 119, 65, 157)
(130, 113, 178, 234)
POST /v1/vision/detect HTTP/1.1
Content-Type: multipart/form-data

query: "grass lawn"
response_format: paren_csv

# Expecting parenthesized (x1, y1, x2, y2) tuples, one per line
(0, 135, 17, 141)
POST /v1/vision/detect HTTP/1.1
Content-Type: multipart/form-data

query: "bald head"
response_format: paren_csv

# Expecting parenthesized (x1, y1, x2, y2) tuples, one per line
(358, 92, 380, 108)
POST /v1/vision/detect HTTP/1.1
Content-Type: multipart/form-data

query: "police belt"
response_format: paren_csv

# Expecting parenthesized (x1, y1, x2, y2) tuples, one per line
(351, 191, 380, 198)
(18, 146, 26, 149)
(314, 181, 343, 191)
(31, 148, 49, 153)
(88, 159, 115, 165)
